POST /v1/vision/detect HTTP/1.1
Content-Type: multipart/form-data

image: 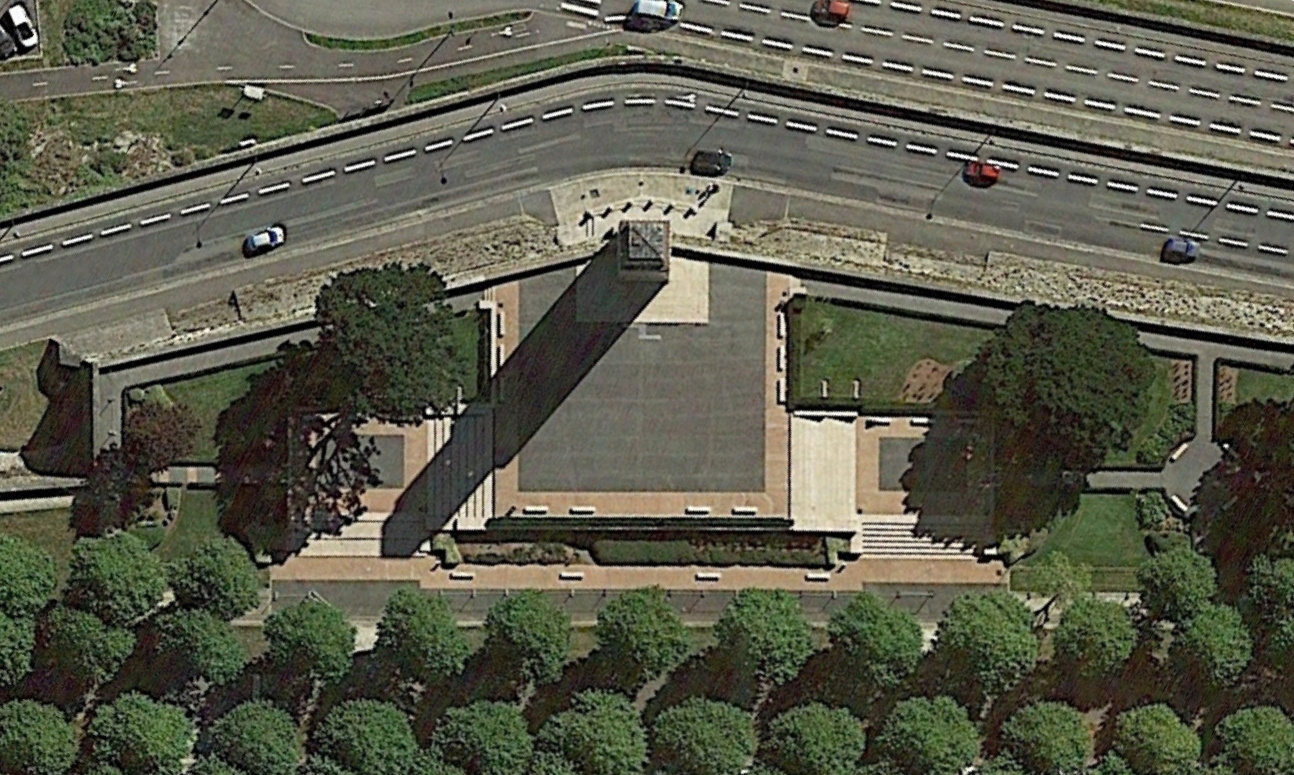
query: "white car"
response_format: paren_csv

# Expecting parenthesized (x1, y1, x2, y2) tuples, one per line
(4, 4, 37, 52)
(242, 224, 286, 257)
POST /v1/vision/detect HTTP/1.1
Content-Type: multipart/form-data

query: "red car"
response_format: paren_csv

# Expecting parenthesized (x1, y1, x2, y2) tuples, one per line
(962, 161, 1001, 188)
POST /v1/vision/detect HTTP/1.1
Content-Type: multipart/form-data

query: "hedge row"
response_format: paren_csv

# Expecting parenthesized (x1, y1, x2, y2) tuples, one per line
(590, 539, 830, 568)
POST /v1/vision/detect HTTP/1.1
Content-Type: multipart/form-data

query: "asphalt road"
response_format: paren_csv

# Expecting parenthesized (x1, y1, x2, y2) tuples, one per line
(3, 75, 1294, 332)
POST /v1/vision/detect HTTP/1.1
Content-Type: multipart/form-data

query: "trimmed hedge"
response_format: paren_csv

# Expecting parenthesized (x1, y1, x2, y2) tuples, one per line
(591, 539, 830, 568)
(461, 543, 570, 566)
(1135, 404, 1196, 465)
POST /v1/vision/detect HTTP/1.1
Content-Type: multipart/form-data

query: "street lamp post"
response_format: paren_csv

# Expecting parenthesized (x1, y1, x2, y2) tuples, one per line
(925, 134, 992, 220)
(681, 81, 747, 171)
(1188, 179, 1241, 235)
(436, 94, 501, 185)
(195, 156, 259, 248)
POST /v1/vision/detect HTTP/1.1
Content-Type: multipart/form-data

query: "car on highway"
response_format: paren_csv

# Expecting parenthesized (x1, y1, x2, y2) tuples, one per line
(1160, 237, 1199, 265)
(962, 161, 1001, 188)
(3, 3, 37, 51)
(625, 0, 683, 31)
(242, 223, 286, 257)
(810, 0, 851, 26)
(689, 149, 732, 177)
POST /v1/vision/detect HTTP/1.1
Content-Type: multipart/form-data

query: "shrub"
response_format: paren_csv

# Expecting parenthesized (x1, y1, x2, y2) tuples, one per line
(63, 0, 157, 66)
(590, 539, 828, 568)
(459, 543, 569, 566)
(1135, 404, 1195, 466)
(1135, 491, 1171, 532)
(431, 534, 462, 568)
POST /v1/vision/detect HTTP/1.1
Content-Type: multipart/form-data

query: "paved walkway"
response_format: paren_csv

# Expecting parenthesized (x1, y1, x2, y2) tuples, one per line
(243, 0, 535, 38)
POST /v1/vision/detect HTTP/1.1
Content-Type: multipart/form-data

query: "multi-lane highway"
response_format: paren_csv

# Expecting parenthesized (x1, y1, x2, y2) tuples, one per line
(4, 74, 1294, 333)
(565, 0, 1294, 153)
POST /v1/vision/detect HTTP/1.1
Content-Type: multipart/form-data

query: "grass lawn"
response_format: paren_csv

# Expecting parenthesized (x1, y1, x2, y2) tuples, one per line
(159, 359, 278, 463)
(452, 310, 482, 401)
(1234, 367, 1294, 405)
(306, 11, 529, 51)
(409, 45, 633, 103)
(1090, 0, 1294, 42)
(1104, 356, 1177, 467)
(155, 489, 222, 562)
(0, 341, 48, 451)
(1014, 494, 1149, 592)
(0, 508, 76, 591)
(789, 298, 993, 408)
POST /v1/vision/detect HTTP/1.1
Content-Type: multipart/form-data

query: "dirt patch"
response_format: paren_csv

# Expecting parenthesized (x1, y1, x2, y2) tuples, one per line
(1217, 365, 1239, 405)
(27, 126, 173, 200)
(899, 358, 952, 403)
(1170, 360, 1193, 404)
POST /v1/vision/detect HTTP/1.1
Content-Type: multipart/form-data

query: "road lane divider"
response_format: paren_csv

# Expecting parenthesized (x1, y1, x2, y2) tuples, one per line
(785, 119, 818, 132)
(862, 25, 893, 36)
(664, 98, 696, 109)
(803, 45, 833, 57)
(762, 37, 793, 50)
(1053, 30, 1085, 44)
(824, 127, 859, 140)
(1218, 237, 1249, 249)
(302, 170, 337, 184)
(500, 117, 536, 131)
(100, 224, 131, 236)
(21, 244, 53, 258)
(258, 182, 291, 195)
(867, 135, 898, 147)
(140, 213, 173, 226)
(383, 149, 417, 163)
(1106, 180, 1139, 193)
(930, 7, 960, 20)
(179, 203, 212, 215)
(424, 139, 454, 152)
(1084, 99, 1116, 111)
(0, 254, 12, 265)
(1250, 129, 1282, 143)
(1140, 223, 1170, 233)
(61, 234, 93, 247)
(1108, 72, 1138, 83)
(943, 41, 974, 53)
(541, 107, 574, 120)
(1012, 22, 1043, 35)
(968, 14, 1004, 28)
(1148, 80, 1180, 91)
(1026, 165, 1060, 177)
(962, 75, 993, 88)
(1189, 87, 1219, 99)
(1216, 62, 1246, 75)
(905, 142, 937, 155)
(1025, 56, 1056, 68)
(1094, 39, 1126, 51)
(720, 29, 753, 41)
(343, 160, 376, 173)
(1266, 209, 1294, 221)
(1067, 172, 1099, 185)
(1145, 187, 1178, 200)
(582, 99, 615, 111)
(1255, 69, 1288, 82)
(623, 97, 656, 106)
(678, 21, 714, 34)
(1174, 54, 1206, 67)
(1169, 115, 1201, 127)
(781, 9, 812, 21)
(1180, 230, 1208, 240)
(461, 128, 495, 142)
(841, 52, 873, 65)
(1226, 202, 1260, 215)
(1258, 244, 1288, 255)
(705, 105, 740, 117)
(901, 33, 933, 44)
(746, 112, 777, 124)
(1134, 47, 1165, 59)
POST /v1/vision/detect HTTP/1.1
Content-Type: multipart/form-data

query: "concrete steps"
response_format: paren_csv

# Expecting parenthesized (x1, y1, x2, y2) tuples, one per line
(858, 515, 978, 558)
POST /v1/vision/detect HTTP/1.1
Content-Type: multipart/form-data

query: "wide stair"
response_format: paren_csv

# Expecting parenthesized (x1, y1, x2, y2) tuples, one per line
(858, 513, 980, 558)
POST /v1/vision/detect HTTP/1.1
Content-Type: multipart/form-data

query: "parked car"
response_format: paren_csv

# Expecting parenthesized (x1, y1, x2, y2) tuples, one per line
(242, 223, 286, 257)
(4, 3, 37, 51)
(962, 160, 1001, 188)
(689, 149, 732, 177)
(1160, 237, 1199, 265)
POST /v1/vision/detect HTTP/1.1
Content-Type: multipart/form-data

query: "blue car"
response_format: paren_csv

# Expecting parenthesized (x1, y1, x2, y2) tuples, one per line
(242, 223, 286, 257)
(1160, 237, 1199, 265)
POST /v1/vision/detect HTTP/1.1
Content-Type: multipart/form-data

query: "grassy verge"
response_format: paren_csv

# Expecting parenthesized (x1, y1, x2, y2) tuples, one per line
(1217, 365, 1294, 422)
(0, 341, 48, 451)
(409, 44, 633, 104)
(156, 489, 221, 562)
(1014, 494, 1148, 592)
(1088, 0, 1294, 42)
(157, 359, 278, 464)
(4, 86, 335, 217)
(452, 310, 483, 401)
(0, 508, 76, 590)
(306, 11, 529, 51)
(789, 298, 993, 409)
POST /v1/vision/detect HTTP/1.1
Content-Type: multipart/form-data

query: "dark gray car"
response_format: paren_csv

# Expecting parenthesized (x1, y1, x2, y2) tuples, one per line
(689, 149, 732, 177)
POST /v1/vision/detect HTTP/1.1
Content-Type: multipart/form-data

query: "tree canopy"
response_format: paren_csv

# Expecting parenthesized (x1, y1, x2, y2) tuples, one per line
(0, 613, 33, 688)
(999, 701, 1091, 775)
(263, 599, 355, 684)
(827, 591, 923, 688)
(1027, 551, 1092, 623)
(155, 609, 248, 685)
(1112, 704, 1200, 775)
(1137, 549, 1217, 623)
(430, 701, 533, 775)
(168, 537, 261, 621)
(122, 402, 201, 476)
(65, 532, 166, 627)
(1172, 603, 1252, 686)
(209, 700, 303, 775)
(1245, 555, 1294, 664)
(595, 587, 691, 684)
(39, 604, 135, 686)
(313, 700, 419, 775)
(1052, 596, 1137, 680)
(0, 535, 55, 619)
(650, 698, 756, 775)
(873, 696, 980, 775)
(714, 589, 813, 686)
(87, 693, 194, 775)
(934, 591, 1037, 696)
(1213, 706, 1294, 775)
(315, 263, 468, 423)
(375, 588, 470, 682)
(759, 702, 865, 775)
(484, 590, 571, 686)
(0, 699, 77, 775)
(536, 690, 647, 775)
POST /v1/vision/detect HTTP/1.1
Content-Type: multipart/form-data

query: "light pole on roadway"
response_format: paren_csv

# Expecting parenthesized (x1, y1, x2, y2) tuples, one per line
(195, 155, 259, 249)
(925, 134, 992, 220)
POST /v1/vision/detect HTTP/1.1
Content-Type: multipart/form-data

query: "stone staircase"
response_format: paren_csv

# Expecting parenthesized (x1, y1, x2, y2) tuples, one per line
(858, 513, 979, 559)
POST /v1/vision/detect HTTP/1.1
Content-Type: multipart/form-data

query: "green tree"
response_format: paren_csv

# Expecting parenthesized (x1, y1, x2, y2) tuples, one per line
(1172, 603, 1252, 686)
(827, 591, 923, 688)
(650, 698, 755, 775)
(1092, 756, 1137, 775)
(188, 758, 244, 775)
(595, 587, 690, 684)
(39, 605, 135, 686)
(873, 696, 981, 775)
(536, 690, 647, 775)
(934, 591, 1037, 696)
(484, 590, 571, 686)
(314, 700, 417, 775)
(1052, 596, 1137, 680)
(263, 599, 355, 684)
(375, 588, 470, 681)
(0, 700, 76, 775)
(155, 609, 247, 685)
(759, 703, 865, 775)
(168, 537, 261, 621)
(1137, 549, 1217, 623)
(430, 701, 532, 775)
(209, 700, 301, 775)
(1246, 555, 1294, 663)
(0, 614, 33, 688)
(714, 589, 813, 687)
(65, 533, 166, 627)
(0, 535, 55, 619)
(300, 756, 357, 775)
(999, 701, 1090, 775)
(122, 402, 200, 475)
(1112, 704, 1200, 775)
(315, 264, 468, 423)
(70, 447, 154, 537)
(527, 752, 578, 775)
(1213, 706, 1294, 775)
(87, 693, 194, 775)
(1027, 551, 1092, 624)
(976, 757, 1027, 775)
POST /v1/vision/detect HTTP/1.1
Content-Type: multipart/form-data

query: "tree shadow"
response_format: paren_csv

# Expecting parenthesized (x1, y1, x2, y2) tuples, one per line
(524, 648, 629, 733)
(758, 646, 858, 724)
(413, 645, 520, 743)
(21, 340, 95, 476)
(642, 645, 756, 725)
(383, 244, 662, 555)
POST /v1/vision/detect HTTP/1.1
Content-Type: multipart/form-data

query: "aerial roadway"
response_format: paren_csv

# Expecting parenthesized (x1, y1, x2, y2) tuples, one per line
(3, 72, 1294, 341)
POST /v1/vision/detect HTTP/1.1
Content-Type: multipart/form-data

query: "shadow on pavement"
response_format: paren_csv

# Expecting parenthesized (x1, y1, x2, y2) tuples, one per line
(22, 341, 94, 476)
